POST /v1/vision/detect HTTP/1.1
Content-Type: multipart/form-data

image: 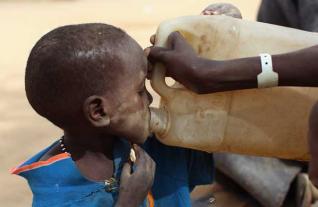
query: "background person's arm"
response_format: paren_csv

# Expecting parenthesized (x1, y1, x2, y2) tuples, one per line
(258, 0, 318, 33)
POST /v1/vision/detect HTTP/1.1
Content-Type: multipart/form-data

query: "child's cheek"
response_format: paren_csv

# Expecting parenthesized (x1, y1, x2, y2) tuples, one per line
(133, 95, 146, 110)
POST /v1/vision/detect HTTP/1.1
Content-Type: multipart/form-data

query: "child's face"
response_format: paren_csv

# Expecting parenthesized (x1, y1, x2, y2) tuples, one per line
(105, 50, 152, 144)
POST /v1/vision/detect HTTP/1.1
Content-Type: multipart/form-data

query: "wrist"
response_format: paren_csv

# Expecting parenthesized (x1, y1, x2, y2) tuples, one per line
(216, 58, 259, 91)
(115, 196, 137, 207)
(190, 58, 226, 93)
(116, 192, 144, 207)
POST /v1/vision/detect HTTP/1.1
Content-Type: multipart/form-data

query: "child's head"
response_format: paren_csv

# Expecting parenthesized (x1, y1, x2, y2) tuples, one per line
(25, 23, 152, 144)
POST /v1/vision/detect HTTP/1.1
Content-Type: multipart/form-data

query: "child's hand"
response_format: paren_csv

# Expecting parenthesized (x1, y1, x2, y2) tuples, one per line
(116, 145, 156, 207)
(201, 3, 242, 19)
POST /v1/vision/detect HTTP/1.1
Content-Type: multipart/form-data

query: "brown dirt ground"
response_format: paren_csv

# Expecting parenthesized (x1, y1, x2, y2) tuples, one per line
(0, 0, 260, 206)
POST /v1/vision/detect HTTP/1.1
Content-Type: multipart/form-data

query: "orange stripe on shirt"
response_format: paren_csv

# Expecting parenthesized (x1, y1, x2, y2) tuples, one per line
(10, 153, 70, 175)
(147, 192, 155, 207)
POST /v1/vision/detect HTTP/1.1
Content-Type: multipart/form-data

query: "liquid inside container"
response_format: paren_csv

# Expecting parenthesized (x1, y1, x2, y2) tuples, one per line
(150, 15, 318, 161)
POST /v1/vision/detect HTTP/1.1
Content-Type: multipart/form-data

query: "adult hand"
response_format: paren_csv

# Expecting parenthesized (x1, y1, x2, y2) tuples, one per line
(147, 32, 222, 93)
(115, 145, 156, 207)
(201, 3, 242, 19)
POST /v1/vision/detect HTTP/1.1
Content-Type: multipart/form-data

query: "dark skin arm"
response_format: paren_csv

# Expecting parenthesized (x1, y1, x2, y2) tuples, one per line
(148, 32, 318, 94)
(115, 145, 156, 207)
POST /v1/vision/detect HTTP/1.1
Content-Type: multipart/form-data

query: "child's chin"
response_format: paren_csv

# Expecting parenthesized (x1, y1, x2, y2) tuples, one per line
(134, 129, 151, 144)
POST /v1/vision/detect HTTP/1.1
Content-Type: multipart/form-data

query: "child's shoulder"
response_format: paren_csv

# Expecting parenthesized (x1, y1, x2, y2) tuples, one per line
(39, 141, 63, 161)
(11, 139, 70, 175)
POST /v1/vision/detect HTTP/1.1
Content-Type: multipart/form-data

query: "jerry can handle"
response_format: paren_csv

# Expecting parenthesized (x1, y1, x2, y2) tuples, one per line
(150, 27, 181, 99)
(150, 62, 178, 99)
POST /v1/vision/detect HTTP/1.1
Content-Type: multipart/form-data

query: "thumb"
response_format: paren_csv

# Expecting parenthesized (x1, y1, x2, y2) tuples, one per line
(167, 31, 190, 52)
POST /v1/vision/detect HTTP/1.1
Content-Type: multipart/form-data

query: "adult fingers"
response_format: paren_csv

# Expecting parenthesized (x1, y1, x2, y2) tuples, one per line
(201, 3, 223, 15)
(144, 47, 153, 79)
(150, 34, 156, 45)
(144, 47, 151, 57)
(167, 32, 191, 52)
(148, 46, 170, 63)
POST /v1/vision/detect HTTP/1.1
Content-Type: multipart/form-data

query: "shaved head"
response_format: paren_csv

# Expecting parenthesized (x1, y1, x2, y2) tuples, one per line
(25, 23, 143, 128)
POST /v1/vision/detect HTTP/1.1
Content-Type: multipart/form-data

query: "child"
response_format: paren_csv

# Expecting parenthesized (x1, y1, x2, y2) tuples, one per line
(12, 23, 213, 206)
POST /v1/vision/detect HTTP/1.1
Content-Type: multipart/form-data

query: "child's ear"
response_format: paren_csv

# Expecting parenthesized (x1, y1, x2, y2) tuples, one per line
(83, 96, 110, 127)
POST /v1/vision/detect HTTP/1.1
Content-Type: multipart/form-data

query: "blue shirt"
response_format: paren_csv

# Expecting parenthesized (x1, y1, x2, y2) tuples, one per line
(12, 135, 214, 207)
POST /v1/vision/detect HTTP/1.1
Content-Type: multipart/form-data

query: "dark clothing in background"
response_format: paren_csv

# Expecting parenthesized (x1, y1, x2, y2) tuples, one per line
(258, 0, 318, 32)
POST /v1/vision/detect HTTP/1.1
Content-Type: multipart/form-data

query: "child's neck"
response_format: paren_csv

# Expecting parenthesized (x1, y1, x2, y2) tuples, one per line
(63, 131, 115, 157)
(64, 131, 116, 181)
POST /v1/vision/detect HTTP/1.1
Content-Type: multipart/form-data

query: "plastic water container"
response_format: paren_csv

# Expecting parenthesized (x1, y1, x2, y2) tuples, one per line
(150, 15, 318, 160)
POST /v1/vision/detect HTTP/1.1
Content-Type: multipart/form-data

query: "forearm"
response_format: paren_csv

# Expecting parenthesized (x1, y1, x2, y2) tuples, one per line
(197, 45, 318, 93)
(274, 45, 318, 86)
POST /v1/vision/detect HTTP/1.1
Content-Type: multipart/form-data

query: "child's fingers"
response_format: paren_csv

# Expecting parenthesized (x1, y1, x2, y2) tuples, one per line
(132, 144, 142, 162)
(148, 154, 156, 177)
(132, 145, 155, 185)
(144, 154, 156, 184)
(133, 144, 150, 167)
(201, 3, 242, 19)
(121, 162, 132, 178)
(130, 148, 136, 163)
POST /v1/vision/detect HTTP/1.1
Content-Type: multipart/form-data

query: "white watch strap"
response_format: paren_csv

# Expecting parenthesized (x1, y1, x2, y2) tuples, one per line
(257, 53, 278, 88)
